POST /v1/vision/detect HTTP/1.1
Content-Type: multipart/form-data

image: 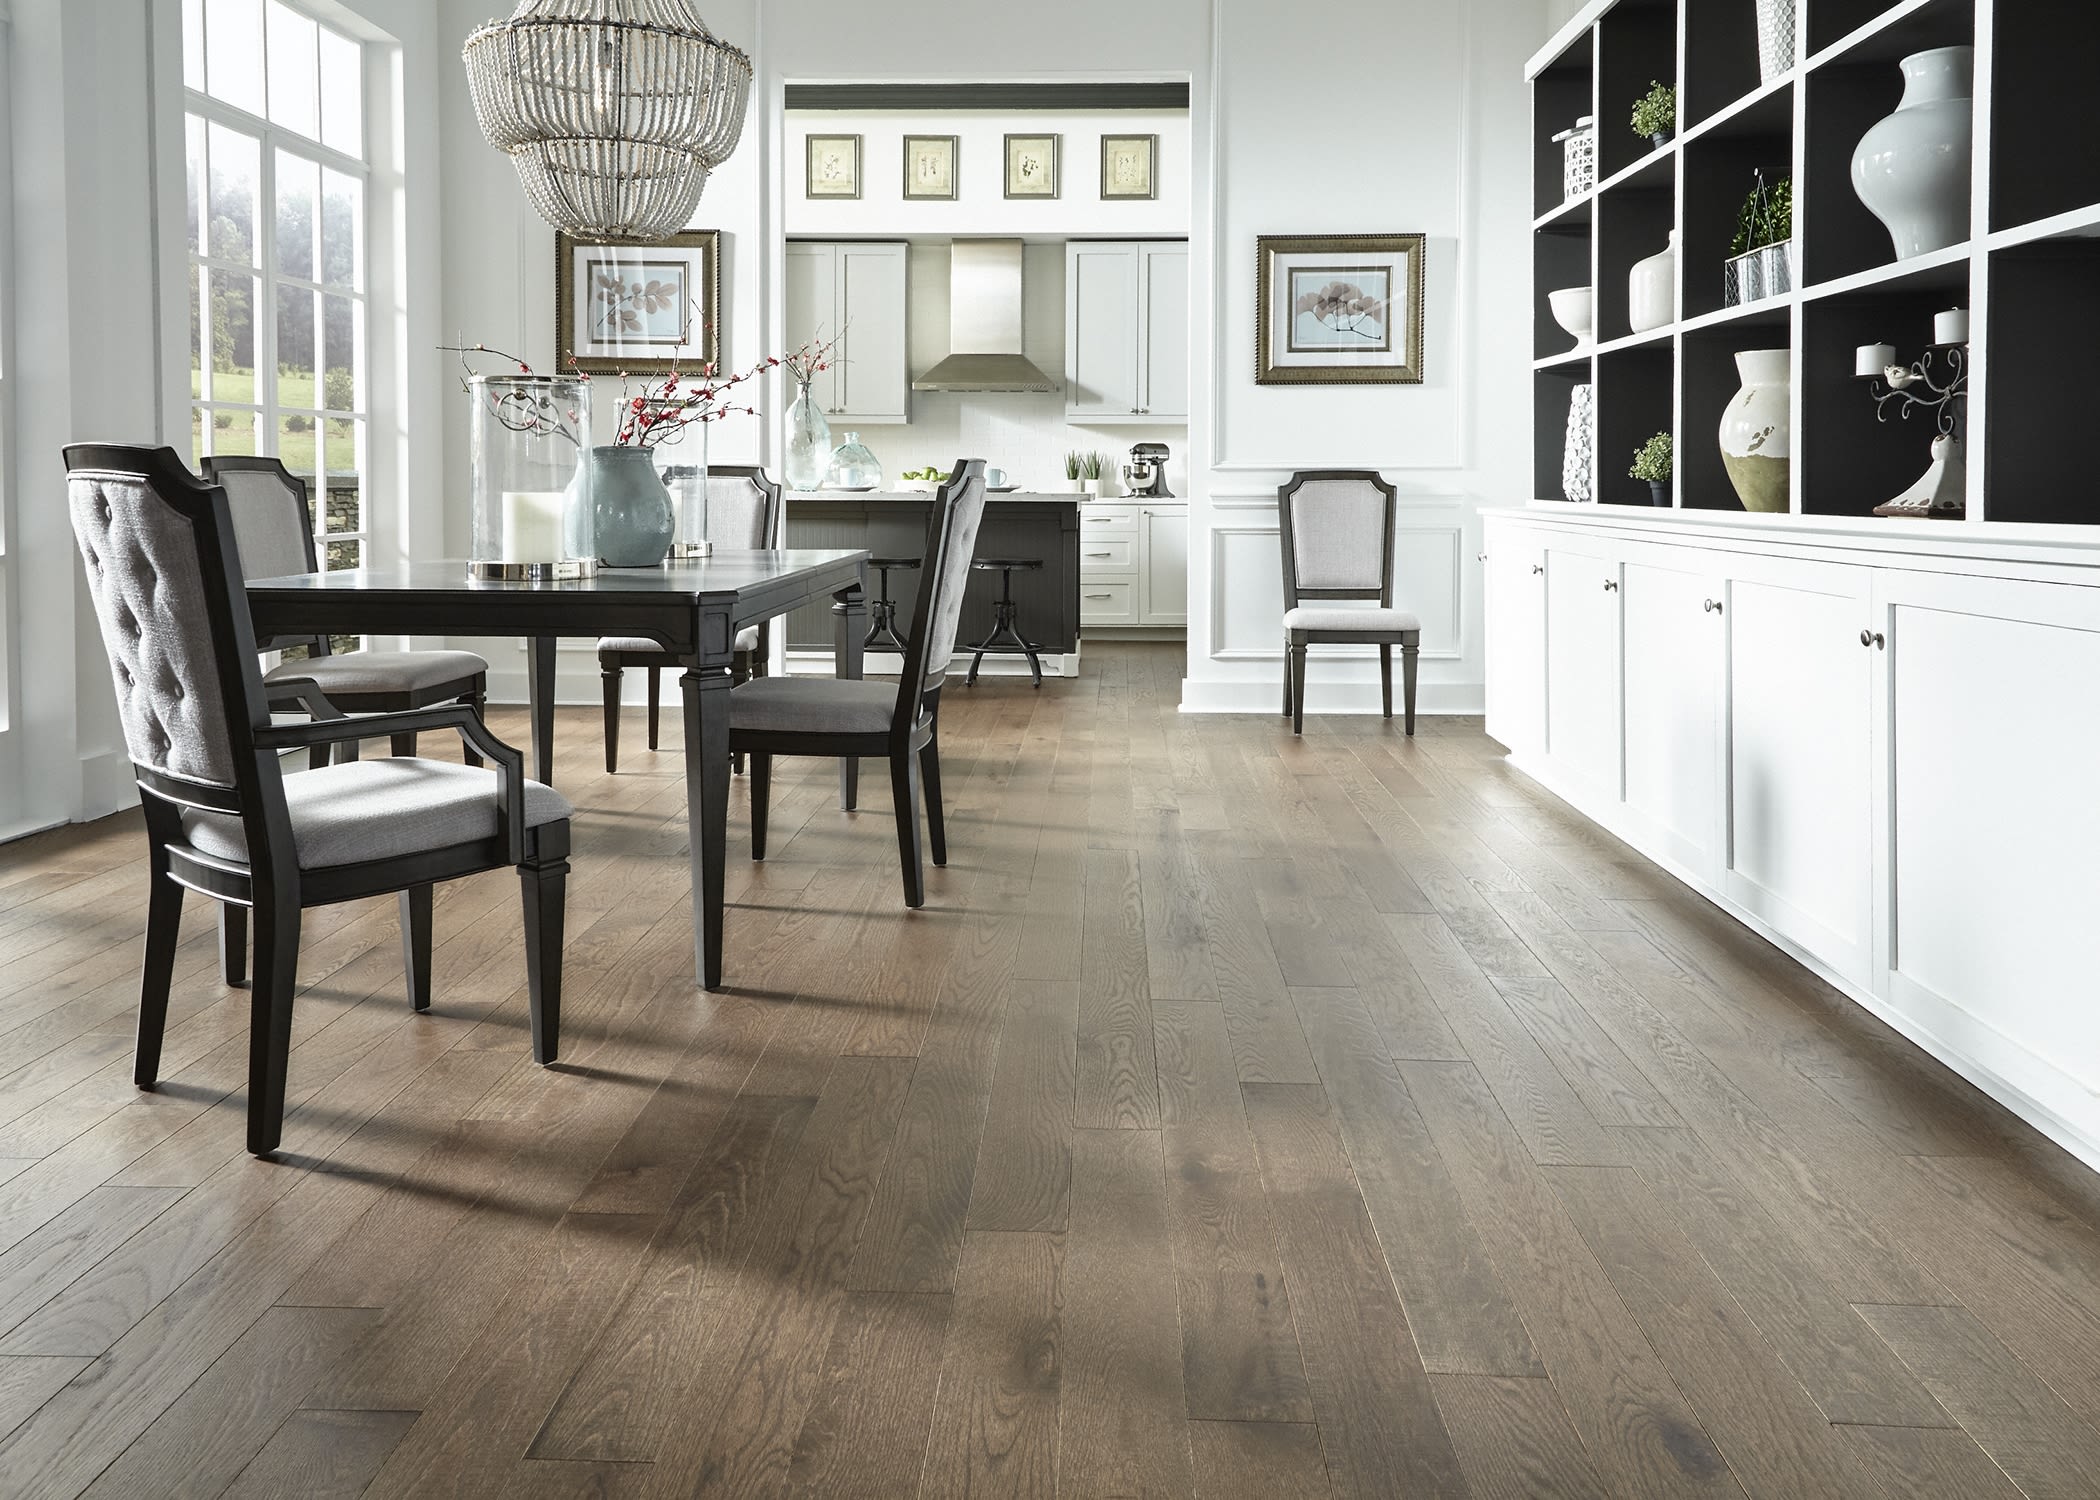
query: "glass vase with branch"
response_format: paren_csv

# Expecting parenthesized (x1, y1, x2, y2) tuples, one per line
(442, 338, 596, 578)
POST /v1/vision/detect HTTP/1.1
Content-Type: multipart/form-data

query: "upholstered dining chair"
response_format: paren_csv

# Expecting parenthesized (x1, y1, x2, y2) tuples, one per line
(733, 459, 988, 909)
(598, 465, 784, 773)
(1277, 469, 1421, 736)
(65, 445, 574, 1157)
(202, 455, 490, 769)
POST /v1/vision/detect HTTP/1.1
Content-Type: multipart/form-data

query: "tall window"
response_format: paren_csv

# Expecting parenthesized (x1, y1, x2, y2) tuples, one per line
(184, 0, 368, 572)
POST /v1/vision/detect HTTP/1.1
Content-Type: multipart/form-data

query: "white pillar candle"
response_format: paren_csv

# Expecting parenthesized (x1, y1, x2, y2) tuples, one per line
(1856, 343, 1898, 378)
(500, 490, 565, 563)
(1935, 307, 1969, 345)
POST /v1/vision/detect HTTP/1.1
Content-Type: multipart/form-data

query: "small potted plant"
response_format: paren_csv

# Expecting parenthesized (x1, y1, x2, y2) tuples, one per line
(1630, 431, 1674, 506)
(1631, 81, 1676, 149)
(1725, 170, 1794, 306)
(1080, 451, 1106, 498)
(1062, 451, 1087, 495)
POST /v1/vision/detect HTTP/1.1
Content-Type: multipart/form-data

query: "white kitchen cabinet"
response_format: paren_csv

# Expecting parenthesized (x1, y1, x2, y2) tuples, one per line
(1619, 551, 1725, 877)
(1542, 541, 1622, 802)
(1483, 504, 2100, 1170)
(1721, 554, 1874, 987)
(783, 240, 909, 424)
(1484, 535, 1545, 758)
(1080, 501, 1186, 629)
(1064, 241, 1188, 424)
(1139, 505, 1188, 625)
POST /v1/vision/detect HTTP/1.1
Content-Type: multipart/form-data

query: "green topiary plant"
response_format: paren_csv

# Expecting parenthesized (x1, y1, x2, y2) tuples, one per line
(1631, 81, 1676, 143)
(1729, 170, 1794, 256)
(1629, 431, 1673, 483)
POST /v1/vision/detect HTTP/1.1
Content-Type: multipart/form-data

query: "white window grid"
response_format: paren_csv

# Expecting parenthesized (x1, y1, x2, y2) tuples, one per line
(185, 6, 369, 578)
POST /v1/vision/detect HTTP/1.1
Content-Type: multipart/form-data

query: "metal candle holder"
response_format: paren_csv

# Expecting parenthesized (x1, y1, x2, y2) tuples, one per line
(1857, 334, 1968, 519)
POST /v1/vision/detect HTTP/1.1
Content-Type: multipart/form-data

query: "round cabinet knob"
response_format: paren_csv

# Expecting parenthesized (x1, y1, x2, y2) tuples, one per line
(1860, 629, 1886, 649)
(1604, 580, 1619, 592)
(1704, 599, 1722, 614)
(1531, 564, 1545, 576)
(1477, 552, 1489, 562)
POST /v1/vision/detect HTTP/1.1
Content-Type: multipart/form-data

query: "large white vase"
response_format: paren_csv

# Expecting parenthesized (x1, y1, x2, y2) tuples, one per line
(1628, 231, 1676, 334)
(1851, 47, 1974, 260)
(1719, 350, 1791, 514)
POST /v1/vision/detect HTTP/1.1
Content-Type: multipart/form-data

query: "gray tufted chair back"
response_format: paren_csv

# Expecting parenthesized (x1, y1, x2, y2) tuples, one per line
(898, 460, 989, 721)
(204, 456, 324, 653)
(1278, 470, 1398, 607)
(66, 446, 267, 796)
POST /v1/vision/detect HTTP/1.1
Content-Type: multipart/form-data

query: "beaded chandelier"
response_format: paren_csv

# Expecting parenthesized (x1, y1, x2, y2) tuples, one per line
(464, 0, 752, 243)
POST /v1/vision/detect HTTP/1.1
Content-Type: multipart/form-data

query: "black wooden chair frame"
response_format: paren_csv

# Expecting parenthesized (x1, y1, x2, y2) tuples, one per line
(67, 445, 570, 1158)
(597, 465, 785, 774)
(1276, 468, 1421, 737)
(202, 454, 488, 768)
(736, 460, 987, 909)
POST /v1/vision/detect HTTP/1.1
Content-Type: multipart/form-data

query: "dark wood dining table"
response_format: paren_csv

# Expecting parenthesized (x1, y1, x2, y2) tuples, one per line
(246, 550, 870, 990)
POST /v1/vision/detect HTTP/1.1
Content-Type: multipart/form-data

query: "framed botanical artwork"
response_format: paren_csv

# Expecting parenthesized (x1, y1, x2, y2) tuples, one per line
(806, 134, 862, 199)
(903, 135, 959, 200)
(1255, 233, 1426, 385)
(1005, 134, 1060, 199)
(1100, 134, 1158, 200)
(555, 230, 722, 376)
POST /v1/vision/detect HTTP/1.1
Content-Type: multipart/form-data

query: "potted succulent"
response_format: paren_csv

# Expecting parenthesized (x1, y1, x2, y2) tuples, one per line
(1725, 171, 1794, 306)
(1630, 431, 1674, 507)
(1080, 451, 1106, 498)
(1631, 81, 1677, 149)
(1062, 451, 1088, 495)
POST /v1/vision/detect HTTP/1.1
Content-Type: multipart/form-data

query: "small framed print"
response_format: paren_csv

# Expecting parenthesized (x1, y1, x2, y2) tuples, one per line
(556, 230, 723, 376)
(1256, 233, 1426, 385)
(1100, 134, 1158, 200)
(903, 135, 959, 200)
(1005, 134, 1060, 199)
(806, 134, 861, 199)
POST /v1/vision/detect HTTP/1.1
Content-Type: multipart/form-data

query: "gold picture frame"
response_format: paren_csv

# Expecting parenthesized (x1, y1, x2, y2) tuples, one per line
(1256, 233, 1426, 385)
(1100, 134, 1159, 200)
(806, 134, 862, 199)
(555, 230, 723, 377)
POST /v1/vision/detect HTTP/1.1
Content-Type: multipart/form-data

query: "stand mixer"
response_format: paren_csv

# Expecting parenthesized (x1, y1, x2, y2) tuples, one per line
(1122, 443, 1174, 498)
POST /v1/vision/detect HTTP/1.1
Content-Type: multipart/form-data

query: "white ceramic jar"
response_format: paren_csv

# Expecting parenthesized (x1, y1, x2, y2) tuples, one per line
(1852, 47, 1974, 260)
(1628, 231, 1676, 335)
(1719, 349, 1792, 514)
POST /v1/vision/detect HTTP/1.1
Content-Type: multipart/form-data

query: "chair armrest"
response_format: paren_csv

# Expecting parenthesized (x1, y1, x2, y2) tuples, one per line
(264, 675, 348, 722)
(257, 703, 526, 862)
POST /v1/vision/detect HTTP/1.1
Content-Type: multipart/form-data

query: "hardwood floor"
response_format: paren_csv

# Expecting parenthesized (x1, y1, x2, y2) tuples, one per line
(1, 641, 2099, 1496)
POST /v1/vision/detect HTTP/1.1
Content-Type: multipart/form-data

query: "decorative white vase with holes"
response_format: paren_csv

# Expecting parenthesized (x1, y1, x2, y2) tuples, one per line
(1852, 47, 1975, 260)
(1628, 232, 1677, 335)
(1756, 0, 1797, 83)
(1563, 384, 1597, 504)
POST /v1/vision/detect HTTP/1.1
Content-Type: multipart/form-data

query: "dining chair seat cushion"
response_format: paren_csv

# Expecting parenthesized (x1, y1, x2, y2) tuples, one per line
(598, 626, 760, 657)
(180, 759, 571, 870)
(730, 677, 896, 736)
(265, 649, 488, 695)
(1283, 605, 1422, 634)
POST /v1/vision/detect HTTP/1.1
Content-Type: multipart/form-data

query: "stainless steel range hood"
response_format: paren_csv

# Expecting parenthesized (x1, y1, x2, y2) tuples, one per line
(912, 240, 1057, 394)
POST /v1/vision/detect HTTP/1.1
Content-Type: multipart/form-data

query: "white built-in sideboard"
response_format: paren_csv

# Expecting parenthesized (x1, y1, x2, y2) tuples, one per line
(1485, 503, 2100, 1169)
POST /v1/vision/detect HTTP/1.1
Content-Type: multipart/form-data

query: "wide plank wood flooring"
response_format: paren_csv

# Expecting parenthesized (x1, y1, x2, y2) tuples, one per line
(2, 641, 2100, 1496)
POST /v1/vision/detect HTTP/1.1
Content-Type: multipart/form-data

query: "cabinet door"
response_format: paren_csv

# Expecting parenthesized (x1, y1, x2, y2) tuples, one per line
(1722, 557, 1873, 985)
(783, 243, 841, 415)
(1484, 531, 1546, 758)
(1138, 506, 1188, 625)
(1137, 244, 1189, 421)
(1619, 553, 1724, 877)
(1874, 568, 2100, 1131)
(1065, 242, 1140, 421)
(1543, 542, 1622, 800)
(835, 243, 909, 423)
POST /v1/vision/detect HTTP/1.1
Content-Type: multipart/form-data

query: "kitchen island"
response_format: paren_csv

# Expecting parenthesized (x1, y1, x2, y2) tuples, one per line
(783, 491, 1081, 670)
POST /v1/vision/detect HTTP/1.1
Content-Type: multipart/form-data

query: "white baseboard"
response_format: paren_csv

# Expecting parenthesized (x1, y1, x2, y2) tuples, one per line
(1178, 677, 1485, 716)
(80, 751, 141, 820)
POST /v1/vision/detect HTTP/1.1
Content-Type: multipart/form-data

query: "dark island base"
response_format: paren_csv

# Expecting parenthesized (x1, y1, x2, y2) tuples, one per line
(784, 495, 1081, 660)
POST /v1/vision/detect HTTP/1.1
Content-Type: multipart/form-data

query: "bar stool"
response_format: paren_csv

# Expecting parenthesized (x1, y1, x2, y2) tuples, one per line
(966, 558, 1045, 688)
(863, 556, 921, 653)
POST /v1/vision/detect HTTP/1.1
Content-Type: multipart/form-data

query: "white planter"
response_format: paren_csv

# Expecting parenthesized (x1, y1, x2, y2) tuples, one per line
(1719, 349, 1792, 514)
(1628, 231, 1676, 335)
(1852, 47, 1974, 260)
(1756, 0, 1797, 83)
(1563, 384, 1596, 504)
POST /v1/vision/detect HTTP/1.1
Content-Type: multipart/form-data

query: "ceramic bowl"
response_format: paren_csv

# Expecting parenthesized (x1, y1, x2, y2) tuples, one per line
(1548, 286, 1595, 347)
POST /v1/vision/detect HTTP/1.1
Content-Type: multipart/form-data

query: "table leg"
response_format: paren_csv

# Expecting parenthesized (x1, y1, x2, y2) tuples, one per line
(682, 663, 732, 989)
(832, 574, 867, 809)
(528, 636, 557, 787)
